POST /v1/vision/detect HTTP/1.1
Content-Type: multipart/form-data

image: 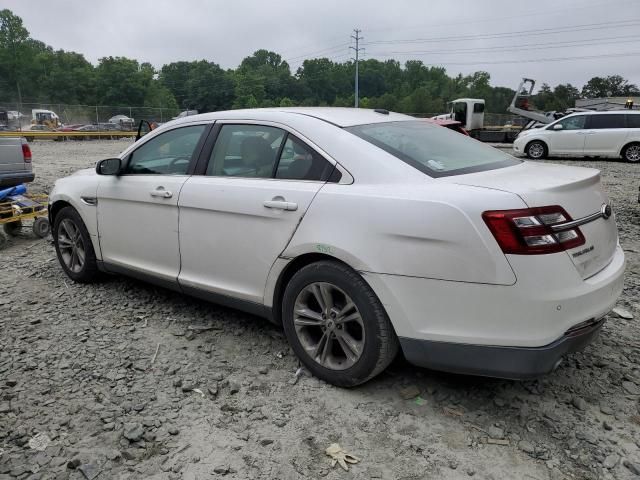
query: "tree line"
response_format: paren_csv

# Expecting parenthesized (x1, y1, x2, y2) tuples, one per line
(1, 9, 638, 117)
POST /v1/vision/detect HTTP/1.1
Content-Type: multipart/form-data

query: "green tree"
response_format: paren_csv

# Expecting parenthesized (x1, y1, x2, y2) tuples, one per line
(0, 9, 30, 102)
(582, 75, 640, 98)
(184, 61, 234, 112)
(551, 83, 581, 110)
(36, 49, 96, 104)
(237, 50, 294, 104)
(95, 57, 149, 105)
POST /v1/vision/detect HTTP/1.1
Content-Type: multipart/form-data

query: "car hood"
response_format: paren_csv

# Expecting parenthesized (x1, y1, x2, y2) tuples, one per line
(71, 168, 96, 177)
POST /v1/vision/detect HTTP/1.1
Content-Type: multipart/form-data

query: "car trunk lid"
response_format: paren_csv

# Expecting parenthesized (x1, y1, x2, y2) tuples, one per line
(441, 161, 618, 279)
(0, 137, 25, 174)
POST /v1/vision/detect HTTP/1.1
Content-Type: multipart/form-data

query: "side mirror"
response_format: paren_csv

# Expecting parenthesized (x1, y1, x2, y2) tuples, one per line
(96, 158, 122, 175)
(552, 124, 563, 130)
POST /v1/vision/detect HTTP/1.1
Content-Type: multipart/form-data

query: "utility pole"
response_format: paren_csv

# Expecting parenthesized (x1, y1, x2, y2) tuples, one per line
(350, 29, 364, 108)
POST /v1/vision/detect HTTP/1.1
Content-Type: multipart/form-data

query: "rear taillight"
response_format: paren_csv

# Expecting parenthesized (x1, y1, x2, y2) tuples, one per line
(482, 206, 585, 255)
(22, 143, 32, 163)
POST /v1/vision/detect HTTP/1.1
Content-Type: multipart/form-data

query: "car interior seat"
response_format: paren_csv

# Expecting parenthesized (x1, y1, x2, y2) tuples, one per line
(241, 136, 275, 176)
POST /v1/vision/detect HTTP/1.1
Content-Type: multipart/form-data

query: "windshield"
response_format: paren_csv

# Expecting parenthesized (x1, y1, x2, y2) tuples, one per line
(346, 121, 521, 177)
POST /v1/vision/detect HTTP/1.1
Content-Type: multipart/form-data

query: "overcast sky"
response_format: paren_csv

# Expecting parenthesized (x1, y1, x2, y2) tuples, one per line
(3, 0, 640, 90)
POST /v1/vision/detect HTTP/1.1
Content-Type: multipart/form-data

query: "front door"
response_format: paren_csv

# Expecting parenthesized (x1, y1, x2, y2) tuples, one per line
(178, 122, 337, 304)
(547, 114, 586, 156)
(97, 124, 208, 283)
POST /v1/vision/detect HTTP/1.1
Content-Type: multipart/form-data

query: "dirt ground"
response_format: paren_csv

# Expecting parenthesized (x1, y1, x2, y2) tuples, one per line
(1, 140, 639, 480)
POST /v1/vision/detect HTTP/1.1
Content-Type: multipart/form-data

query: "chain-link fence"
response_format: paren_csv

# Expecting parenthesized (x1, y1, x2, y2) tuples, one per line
(0, 102, 182, 131)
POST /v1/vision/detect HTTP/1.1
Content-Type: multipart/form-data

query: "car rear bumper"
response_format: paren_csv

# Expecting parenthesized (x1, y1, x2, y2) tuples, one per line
(399, 317, 605, 379)
(0, 172, 35, 188)
(363, 245, 625, 377)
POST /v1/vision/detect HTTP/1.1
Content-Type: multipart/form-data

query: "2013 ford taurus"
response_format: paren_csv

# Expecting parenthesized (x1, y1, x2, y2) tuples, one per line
(49, 108, 625, 386)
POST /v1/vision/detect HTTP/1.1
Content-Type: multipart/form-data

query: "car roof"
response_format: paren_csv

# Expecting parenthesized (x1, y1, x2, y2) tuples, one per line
(565, 110, 640, 116)
(168, 107, 415, 128)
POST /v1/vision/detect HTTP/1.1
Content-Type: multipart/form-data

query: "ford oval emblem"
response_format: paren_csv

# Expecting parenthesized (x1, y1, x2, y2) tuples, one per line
(601, 203, 612, 220)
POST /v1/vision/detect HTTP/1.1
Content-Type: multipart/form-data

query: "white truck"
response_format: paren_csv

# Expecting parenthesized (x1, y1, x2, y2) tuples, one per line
(32, 109, 61, 129)
(0, 137, 34, 188)
(434, 78, 579, 143)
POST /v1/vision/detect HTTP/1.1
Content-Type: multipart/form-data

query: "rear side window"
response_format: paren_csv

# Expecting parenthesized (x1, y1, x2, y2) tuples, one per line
(346, 121, 520, 177)
(473, 103, 485, 113)
(626, 114, 640, 128)
(275, 134, 334, 181)
(207, 124, 285, 178)
(587, 114, 626, 129)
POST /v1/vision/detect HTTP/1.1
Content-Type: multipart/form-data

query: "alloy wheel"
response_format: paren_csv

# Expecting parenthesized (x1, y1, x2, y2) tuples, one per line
(57, 218, 86, 273)
(293, 282, 365, 370)
(626, 145, 640, 162)
(528, 142, 544, 159)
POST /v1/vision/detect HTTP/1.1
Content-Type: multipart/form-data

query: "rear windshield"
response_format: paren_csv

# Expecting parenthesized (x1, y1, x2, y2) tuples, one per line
(346, 121, 521, 177)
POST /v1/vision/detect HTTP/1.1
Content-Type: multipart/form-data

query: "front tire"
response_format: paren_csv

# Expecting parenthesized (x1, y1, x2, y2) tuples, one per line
(53, 206, 100, 283)
(282, 261, 399, 387)
(526, 140, 548, 160)
(622, 143, 640, 163)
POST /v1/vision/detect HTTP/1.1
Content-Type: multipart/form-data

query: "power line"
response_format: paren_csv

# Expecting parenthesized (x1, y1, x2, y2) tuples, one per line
(367, 51, 640, 66)
(284, 43, 351, 63)
(364, 0, 638, 34)
(368, 33, 640, 56)
(364, 19, 640, 46)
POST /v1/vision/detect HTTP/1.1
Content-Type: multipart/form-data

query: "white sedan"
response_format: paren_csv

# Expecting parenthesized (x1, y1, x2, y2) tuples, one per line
(49, 108, 625, 386)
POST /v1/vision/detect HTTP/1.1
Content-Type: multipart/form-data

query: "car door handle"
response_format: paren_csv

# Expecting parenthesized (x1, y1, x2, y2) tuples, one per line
(263, 200, 298, 211)
(150, 187, 172, 198)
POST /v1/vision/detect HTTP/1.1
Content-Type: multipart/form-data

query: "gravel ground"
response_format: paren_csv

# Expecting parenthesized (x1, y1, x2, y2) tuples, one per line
(1, 140, 639, 480)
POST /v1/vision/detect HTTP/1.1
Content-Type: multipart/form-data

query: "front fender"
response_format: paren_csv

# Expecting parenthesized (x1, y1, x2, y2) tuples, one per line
(50, 176, 101, 260)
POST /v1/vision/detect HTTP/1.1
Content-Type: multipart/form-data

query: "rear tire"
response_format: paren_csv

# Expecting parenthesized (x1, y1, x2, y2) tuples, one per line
(282, 260, 399, 387)
(53, 206, 100, 283)
(622, 143, 640, 163)
(526, 140, 548, 160)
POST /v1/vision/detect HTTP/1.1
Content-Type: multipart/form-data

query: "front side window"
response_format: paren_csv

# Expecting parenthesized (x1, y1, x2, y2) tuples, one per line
(553, 115, 585, 130)
(207, 124, 285, 178)
(125, 125, 206, 175)
(453, 102, 467, 124)
(346, 121, 520, 177)
(587, 114, 626, 129)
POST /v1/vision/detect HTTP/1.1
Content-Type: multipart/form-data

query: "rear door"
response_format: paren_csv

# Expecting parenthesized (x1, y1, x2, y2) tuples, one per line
(583, 114, 629, 157)
(97, 124, 209, 282)
(546, 114, 587, 155)
(178, 122, 337, 304)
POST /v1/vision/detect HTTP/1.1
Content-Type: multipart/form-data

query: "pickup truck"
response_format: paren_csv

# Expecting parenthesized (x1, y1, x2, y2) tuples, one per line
(0, 137, 34, 188)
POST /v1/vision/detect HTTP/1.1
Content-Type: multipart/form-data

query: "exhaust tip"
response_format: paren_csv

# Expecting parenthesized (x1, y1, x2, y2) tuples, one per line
(552, 358, 563, 372)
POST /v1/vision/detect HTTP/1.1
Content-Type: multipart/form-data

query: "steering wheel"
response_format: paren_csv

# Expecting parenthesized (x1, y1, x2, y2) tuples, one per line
(168, 155, 191, 173)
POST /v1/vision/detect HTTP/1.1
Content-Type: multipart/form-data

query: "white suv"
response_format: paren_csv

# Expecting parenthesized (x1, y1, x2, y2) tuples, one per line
(514, 111, 640, 162)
